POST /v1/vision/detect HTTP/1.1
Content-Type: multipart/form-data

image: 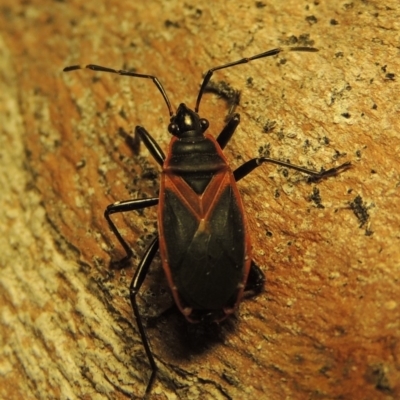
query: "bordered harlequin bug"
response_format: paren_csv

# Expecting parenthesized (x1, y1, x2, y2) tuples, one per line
(63, 46, 350, 395)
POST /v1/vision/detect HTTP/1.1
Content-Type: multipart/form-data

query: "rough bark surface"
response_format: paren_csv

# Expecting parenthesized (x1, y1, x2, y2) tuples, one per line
(0, 1, 399, 399)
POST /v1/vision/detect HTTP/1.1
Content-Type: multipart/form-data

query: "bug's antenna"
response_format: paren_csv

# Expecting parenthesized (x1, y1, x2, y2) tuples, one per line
(195, 46, 319, 113)
(63, 64, 174, 117)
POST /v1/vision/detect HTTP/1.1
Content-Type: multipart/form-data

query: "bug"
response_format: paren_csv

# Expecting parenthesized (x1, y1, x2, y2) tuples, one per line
(63, 46, 350, 395)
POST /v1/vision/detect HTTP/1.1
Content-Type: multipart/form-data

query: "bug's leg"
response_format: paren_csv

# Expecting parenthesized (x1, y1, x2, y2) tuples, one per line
(104, 197, 159, 266)
(233, 157, 351, 182)
(245, 260, 265, 295)
(216, 113, 241, 149)
(135, 126, 166, 166)
(121, 125, 166, 166)
(129, 236, 160, 395)
(203, 82, 241, 120)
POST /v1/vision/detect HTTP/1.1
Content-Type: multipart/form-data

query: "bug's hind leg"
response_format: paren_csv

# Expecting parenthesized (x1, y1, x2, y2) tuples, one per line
(129, 236, 160, 395)
(244, 260, 265, 296)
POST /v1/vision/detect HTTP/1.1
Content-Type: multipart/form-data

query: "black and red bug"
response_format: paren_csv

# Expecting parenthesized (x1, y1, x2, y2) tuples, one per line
(63, 46, 350, 395)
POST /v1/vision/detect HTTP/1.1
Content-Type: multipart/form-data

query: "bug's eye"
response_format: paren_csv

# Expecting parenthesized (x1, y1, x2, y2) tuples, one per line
(200, 118, 209, 132)
(168, 123, 179, 135)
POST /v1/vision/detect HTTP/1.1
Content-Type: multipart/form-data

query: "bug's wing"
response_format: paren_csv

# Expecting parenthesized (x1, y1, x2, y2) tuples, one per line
(161, 182, 248, 310)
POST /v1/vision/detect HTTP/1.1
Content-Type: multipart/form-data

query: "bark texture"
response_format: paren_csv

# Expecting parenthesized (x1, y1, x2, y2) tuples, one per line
(0, 1, 399, 399)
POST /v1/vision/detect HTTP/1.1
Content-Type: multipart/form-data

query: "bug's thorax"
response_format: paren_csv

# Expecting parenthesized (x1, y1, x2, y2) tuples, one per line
(163, 103, 230, 194)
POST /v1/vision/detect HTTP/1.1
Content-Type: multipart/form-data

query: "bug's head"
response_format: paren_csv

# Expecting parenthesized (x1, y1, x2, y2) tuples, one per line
(168, 103, 209, 138)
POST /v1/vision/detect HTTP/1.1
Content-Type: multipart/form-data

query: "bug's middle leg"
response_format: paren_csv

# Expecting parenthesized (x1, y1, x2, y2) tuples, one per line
(105, 197, 159, 266)
(237, 157, 350, 297)
(233, 157, 351, 182)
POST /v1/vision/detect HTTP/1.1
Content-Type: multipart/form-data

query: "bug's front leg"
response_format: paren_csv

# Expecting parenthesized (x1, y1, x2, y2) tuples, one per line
(104, 197, 158, 266)
(134, 126, 166, 166)
(121, 125, 166, 166)
(216, 113, 240, 149)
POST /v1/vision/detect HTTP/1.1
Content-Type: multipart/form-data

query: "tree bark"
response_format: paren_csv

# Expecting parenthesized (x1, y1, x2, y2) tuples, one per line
(0, 1, 399, 399)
